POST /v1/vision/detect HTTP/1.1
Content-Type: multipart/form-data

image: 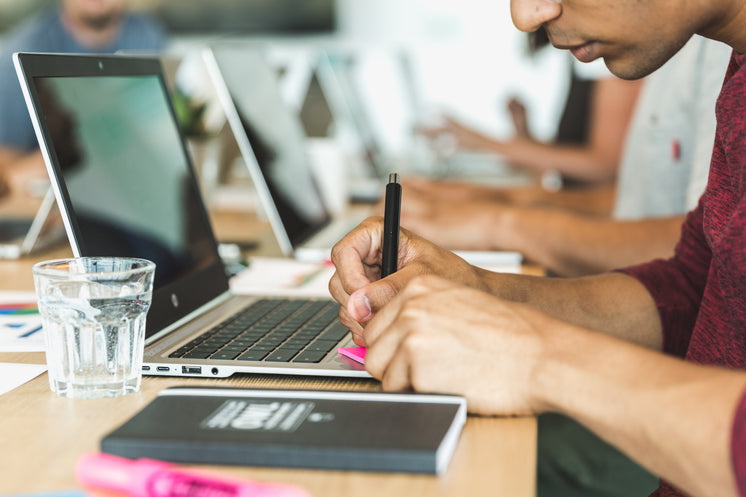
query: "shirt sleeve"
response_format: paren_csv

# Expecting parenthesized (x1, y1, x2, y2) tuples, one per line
(617, 195, 711, 358)
(732, 386, 746, 496)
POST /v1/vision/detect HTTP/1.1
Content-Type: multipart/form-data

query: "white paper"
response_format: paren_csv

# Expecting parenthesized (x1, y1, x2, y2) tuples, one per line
(229, 257, 335, 298)
(0, 363, 47, 395)
(0, 291, 46, 352)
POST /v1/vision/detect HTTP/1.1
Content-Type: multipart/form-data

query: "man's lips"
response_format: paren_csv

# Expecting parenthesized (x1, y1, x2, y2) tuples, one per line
(547, 34, 598, 62)
(568, 43, 597, 63)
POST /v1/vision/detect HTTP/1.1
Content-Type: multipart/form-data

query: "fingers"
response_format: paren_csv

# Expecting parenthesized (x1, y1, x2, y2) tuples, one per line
(362, 275, 449, 369)
(329, 217, 384, 297)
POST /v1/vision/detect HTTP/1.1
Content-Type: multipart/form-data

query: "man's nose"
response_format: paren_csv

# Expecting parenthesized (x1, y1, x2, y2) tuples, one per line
(510, 0, 561, 33)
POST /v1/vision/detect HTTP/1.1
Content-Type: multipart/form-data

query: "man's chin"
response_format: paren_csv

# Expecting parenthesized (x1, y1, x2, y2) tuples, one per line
(602, 56, 659, 81)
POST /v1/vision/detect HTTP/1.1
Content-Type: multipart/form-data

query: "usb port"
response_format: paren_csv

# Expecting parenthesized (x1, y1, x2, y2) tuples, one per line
(156, 366, 170, 372)
(141, 365, 150, 371)
(182, 366, 202, 375)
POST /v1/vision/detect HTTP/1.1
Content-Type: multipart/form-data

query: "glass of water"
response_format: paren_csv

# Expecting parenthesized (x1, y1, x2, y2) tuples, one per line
(32, 257, 155, 399)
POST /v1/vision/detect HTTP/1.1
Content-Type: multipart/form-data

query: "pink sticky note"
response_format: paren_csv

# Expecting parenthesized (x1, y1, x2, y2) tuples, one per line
(338, 346, 366, 365)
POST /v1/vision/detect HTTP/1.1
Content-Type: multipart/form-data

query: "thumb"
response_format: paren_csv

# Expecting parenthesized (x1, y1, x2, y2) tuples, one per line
(346, 275, 402, 323)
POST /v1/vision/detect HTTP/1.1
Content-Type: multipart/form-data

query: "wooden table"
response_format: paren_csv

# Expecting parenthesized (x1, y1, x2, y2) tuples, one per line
(0, 207, 537, 497)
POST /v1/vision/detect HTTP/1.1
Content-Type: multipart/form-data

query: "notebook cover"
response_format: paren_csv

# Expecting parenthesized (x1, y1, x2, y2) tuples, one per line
(100, 387, 467, 474)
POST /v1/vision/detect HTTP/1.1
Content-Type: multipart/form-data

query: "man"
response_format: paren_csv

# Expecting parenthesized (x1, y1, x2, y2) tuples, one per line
(398, 35, 731, 277)
(328, 1, 746, 496)
(0, 0, 166, 194)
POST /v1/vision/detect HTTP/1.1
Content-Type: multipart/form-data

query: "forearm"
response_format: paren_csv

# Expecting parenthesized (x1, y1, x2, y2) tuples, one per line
(533, 322, 745, 497)
(490, 207, 683, 277)
(477, 270, 662, 349)
(516, 183, 616, 217)
(490, 138, 618, 184)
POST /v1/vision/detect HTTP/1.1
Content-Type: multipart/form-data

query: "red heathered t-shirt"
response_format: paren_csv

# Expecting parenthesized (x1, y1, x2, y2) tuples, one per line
(620, 50, 746, 497)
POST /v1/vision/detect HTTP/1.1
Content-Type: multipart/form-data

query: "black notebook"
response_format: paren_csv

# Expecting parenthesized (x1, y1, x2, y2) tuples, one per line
(101, 387, 467, 474)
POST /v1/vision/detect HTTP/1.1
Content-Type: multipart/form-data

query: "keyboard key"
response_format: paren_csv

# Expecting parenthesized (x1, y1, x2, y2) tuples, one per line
(172, 299, 349, 364)
(305, 340, 338, 353)
(183, 349, 212, 359)
(318, 322, 350, 341)
(237, 349, 270, 361)
(265, 348, 300, 362)
(211, 350, 241, 360)
(292, 349, 329, 363)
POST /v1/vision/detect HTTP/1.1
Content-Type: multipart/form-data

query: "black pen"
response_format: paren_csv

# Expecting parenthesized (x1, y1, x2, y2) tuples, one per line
(381, 172, 401, 278)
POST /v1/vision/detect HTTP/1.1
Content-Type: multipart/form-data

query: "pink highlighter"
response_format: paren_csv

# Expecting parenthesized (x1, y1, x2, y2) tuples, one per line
(76, 452, 311, 497)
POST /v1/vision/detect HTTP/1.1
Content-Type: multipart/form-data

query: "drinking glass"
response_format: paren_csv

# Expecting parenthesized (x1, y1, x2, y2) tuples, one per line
(32, 257, 155, 398)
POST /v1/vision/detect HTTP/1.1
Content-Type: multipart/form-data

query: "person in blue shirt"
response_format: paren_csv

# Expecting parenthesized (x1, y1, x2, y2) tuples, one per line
(0, 0, 167, 195)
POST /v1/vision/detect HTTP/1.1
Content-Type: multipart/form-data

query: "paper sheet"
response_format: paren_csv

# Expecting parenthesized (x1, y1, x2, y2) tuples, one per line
(0, 363, 47, 396)
(229, 257, 335, 298)
(0, 291, 45, 352)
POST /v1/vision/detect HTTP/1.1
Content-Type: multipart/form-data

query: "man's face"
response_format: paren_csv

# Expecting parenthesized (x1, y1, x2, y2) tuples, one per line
(509, 0, 700, 80)
(62, 0, 126, 31)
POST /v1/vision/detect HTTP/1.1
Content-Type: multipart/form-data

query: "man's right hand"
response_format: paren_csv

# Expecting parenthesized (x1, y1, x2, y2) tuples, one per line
(328, 217, 487, 345)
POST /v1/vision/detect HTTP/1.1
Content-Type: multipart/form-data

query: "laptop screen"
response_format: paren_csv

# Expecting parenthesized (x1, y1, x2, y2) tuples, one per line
(207, 46, 331, 251)
(16, 53, 228, 337)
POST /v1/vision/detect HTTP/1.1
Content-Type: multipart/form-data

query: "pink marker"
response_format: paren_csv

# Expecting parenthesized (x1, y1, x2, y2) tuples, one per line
(76, 452, 311, 497)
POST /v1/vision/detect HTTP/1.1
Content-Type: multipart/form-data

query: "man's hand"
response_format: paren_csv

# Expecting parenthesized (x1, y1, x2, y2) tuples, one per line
(328, 217, 486, 345)
(359, 274, 557, 415)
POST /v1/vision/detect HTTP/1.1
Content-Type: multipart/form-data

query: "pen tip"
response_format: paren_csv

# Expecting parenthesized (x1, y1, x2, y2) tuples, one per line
(388, 172, 399, 183)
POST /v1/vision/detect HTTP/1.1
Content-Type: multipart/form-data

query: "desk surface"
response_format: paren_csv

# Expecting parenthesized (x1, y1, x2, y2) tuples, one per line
(0, 206, 537, 497)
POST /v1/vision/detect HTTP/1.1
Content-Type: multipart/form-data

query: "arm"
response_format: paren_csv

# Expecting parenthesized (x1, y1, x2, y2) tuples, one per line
(356, 273, 743, 497)
(421, 77, 641, 183)
(491, 207, 684, 277)
(397, 184, 683, 276)
(493, 77, 640, 182)
(329, 217, 663, 349)
(532, 313, 744, 497)
(400, 176, 617, 216)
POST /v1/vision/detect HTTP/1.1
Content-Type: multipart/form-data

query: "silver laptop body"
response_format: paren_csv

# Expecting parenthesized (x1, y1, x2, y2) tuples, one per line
(203, 45, 369, 263)
(14, 51, 368, 379)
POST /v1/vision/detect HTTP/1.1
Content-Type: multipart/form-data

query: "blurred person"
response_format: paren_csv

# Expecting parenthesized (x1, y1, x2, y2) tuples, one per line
(0, 0, 166, 197)
(397, 36, 731, 279)
(326, 1, 746, 497)
(421, 28, 642, 186)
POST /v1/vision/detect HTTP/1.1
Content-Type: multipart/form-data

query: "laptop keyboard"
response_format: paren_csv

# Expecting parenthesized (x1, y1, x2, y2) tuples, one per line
(168, 299, 350, 363)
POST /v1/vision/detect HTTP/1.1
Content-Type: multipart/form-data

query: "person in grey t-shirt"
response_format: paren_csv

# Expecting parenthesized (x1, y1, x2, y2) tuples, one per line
(0, 0, 166, 195)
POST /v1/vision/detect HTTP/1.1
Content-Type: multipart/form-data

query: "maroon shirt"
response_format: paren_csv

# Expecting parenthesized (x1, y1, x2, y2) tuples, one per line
(620, 50, 746, 497)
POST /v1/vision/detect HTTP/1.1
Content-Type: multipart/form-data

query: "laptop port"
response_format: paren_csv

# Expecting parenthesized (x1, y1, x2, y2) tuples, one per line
(156, 366, 170, 372)
(141, 365, 150, 371)
(182, 366, 202, 375)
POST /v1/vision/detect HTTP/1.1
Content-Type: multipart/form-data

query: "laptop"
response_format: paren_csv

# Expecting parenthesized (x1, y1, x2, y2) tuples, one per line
(0, 188, 65, 259)
(14, 51, 368, 379)
(313, 51, 391, 195)
(204, 45, 523, 269)
(202, 45, 370, 263)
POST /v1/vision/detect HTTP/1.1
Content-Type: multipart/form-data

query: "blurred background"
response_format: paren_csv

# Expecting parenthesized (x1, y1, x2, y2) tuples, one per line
(0, 0, 572, 154)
